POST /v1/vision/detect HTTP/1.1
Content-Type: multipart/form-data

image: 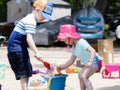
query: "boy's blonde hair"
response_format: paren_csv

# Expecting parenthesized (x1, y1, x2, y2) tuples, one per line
(33, 0, 47, 10)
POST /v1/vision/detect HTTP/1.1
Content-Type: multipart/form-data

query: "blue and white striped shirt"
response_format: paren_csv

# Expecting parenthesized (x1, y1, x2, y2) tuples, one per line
(7, 13, 36, 52)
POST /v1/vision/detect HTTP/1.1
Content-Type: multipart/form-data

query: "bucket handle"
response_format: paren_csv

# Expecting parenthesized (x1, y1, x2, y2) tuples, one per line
(46, 78, 52, 90)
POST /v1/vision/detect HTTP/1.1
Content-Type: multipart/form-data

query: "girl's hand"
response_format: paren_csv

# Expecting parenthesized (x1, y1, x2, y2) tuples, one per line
(56, 66, 62, 75)
(85, 62, 93, 68)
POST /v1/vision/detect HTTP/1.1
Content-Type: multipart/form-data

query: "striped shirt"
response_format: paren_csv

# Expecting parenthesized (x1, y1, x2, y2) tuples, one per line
(72, 38, 99, 64)
(7, 13, 36, 52)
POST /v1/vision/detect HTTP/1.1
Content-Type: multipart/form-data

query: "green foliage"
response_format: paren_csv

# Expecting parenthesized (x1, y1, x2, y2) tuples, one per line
(105, 24, 109, 30)
(108, 0, 120, 14)
(69, 0, 96, 8)
(103, 24, 110, 38)
(0, 0, 7, 22)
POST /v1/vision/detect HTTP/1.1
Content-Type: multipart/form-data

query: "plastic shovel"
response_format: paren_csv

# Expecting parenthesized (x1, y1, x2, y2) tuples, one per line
(37, 57, 51, 69)
(41, 60, 51, 69)
(32, 67, 55, 75)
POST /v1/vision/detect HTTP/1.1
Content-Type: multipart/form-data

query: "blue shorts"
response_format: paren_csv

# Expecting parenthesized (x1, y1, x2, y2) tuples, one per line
(92, 60, 102, 72)
(92, 61, 99, 70)
(7, 51, 32, 80)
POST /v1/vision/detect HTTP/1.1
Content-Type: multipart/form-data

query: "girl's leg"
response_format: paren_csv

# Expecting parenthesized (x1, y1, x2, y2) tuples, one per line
(79, 80, 86, 90)
(78, 67, 86, 90)
(79, 66, 97, 90)
(20, 77, 29, 90)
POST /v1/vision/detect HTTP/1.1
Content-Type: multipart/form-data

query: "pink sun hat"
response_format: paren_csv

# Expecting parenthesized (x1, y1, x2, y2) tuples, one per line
(57, 24, 81, 40)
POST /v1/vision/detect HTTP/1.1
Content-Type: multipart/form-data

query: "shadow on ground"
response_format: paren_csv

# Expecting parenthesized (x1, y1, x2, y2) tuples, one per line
(97, 85, 120, 90)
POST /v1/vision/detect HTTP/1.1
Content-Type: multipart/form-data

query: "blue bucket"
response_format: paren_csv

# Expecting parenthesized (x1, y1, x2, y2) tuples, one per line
(45, 74, 68, 90)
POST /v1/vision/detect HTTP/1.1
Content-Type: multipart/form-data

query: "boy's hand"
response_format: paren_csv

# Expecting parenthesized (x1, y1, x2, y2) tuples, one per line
(34, 53, 42, 62)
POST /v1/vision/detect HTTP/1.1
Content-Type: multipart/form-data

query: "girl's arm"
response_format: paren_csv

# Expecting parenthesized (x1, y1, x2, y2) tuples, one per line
(86, 46, 96, 65)
(59, 55, 76, 70)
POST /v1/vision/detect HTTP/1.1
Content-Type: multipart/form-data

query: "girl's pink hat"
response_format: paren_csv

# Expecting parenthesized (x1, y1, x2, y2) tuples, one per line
(57, 24, 81, 40)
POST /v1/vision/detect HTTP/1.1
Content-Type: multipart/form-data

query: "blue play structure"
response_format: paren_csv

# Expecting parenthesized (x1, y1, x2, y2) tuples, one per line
(73, 7, 104, 39)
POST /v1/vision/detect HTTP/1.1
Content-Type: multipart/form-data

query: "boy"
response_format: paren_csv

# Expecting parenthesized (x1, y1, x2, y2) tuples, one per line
(7, 0, 53, 90)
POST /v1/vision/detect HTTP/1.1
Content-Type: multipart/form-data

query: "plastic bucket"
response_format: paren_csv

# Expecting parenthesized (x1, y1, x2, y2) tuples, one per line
(0, 84, 2, 90)
(0, 62, 6, 80)
(45, 74, 68, 90)
(0, 84, 1, 89)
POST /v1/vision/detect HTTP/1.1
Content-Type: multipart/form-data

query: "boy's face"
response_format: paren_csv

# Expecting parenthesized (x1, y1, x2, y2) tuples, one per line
(35, 10, 45, 22)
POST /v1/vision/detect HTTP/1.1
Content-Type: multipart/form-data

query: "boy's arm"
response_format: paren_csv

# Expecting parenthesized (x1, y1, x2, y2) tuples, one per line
(26, 33, 42, 61)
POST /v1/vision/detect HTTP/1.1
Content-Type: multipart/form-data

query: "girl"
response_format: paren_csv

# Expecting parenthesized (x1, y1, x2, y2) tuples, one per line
(57, 24, 102, 90)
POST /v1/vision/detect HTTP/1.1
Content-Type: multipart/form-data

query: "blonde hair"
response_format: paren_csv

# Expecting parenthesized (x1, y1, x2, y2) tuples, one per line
(33, 0, 47, 10)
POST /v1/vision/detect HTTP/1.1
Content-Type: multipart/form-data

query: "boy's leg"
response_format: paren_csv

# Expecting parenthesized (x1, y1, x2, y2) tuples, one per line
(20, 77, 29, 90)
(8, 52, 32, 90)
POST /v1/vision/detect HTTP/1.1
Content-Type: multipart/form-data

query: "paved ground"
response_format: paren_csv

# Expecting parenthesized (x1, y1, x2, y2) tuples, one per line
(0, 46, 120, 90)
